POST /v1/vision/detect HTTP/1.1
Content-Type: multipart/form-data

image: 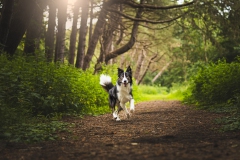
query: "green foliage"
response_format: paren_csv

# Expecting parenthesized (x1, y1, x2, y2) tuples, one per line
(186, 60, 240, 105)
(183, 59, 240, 131)
(138, 85, 168, 95)
(215, 115, 240, 132)
(0, 54, 108, 117)
(137, 83, 188, 101)
(2, 120, 70, 143)
(0, 54, 109, 142)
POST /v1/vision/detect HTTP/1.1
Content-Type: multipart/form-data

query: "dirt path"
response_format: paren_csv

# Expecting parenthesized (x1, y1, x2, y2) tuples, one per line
(1, 101, 240, 160)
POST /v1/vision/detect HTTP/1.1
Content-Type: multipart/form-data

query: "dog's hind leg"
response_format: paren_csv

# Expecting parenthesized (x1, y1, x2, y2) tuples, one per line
(114, 102, 122, 121)
(109, 95, 119, 120)
(112, 108, 117, 120)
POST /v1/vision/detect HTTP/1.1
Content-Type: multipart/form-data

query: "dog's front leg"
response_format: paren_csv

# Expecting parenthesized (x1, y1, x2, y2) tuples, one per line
(130, 98, 135, 113)
(121, 103, 130, 119)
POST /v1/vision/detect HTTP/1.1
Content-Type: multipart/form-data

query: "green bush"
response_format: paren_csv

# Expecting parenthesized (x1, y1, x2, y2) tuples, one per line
(186, 59, 240, 105)
(0, 54, 110, 142)
(0, 55, 109, 117)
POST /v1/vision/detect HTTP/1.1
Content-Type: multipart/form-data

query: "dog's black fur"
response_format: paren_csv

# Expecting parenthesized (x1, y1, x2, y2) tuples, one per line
(100, 66, 135, 121)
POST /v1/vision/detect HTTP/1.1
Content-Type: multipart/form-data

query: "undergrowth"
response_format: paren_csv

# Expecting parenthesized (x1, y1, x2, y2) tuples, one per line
(0, 54, 110, 143)
(184, 59, 240, 131)
(137, 83, 188, 102)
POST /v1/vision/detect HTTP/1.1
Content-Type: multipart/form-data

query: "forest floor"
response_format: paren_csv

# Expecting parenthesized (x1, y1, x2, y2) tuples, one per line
(1, 100, 240, 160)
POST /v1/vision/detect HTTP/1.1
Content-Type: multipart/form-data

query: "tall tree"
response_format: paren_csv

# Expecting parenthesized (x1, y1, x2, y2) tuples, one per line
(180, 0, 240, 62)
(82, 0, 109, 70)
(97, 3, 120, 66)
(83, 0, 196, 71)
(54, 0, 68, 62)
(75, 0, 89, 68)
(88, 0, 94, 46)
(152, 62, 170, 84)
(104, 3, 143, 63)
(2, 0, 37, 55)
(24, 0, 45, 55)
(0, 0, 14, 52)
(45, 0, 57, 62)
(69, 1, 80, 65)
(134, 50, 144, 84)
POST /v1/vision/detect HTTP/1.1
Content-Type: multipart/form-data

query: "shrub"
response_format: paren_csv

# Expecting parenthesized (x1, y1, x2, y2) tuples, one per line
(0, 54, 109, 141)
(0, 55, 109, 117)
(186, 59, 240, 105)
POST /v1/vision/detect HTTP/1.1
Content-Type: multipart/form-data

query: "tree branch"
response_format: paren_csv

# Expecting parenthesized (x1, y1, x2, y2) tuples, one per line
(112, 0, 196, 10)
(107, 8, 187, 24)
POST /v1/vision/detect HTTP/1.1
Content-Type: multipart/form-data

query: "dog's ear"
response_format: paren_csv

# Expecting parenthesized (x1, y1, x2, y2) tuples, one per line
(126, 66, 132, 76)
(118, 68, 124, 77)
(126, 66, 131, 73)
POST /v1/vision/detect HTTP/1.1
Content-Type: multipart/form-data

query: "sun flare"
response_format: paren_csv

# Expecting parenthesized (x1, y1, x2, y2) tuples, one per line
(68, 0, 77, 5)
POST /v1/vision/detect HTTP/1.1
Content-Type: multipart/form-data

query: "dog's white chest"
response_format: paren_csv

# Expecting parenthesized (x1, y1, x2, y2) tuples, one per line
(117, 85, 131, 103)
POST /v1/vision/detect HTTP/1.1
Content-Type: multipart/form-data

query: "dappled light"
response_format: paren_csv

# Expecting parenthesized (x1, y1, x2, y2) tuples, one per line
(1, 0, 240, 159)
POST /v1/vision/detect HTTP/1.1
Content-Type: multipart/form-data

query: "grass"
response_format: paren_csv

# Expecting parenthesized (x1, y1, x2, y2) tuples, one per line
(135, 83, 189, 102)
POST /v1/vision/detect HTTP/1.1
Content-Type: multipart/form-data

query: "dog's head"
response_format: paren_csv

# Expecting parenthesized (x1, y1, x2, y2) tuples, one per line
(117, 66, 132, 87)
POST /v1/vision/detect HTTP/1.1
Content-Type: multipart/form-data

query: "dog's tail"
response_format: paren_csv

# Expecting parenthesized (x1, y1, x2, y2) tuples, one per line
(100, 74, 114, 92)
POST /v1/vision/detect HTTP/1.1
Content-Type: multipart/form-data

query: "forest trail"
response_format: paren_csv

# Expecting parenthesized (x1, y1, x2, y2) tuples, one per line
(1, 101, 240, 160)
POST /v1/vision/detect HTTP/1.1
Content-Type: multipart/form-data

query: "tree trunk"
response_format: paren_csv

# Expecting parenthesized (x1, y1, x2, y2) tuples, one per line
(69, 1, 80, 65)
(134, 50, 144, 84)
(151, 62, 171, 84)
(82, 1, 108, 70)
(0, 0, 14, 52)
(24, 1, 44, 55)
(45, 1, 56, 62)
(104, 3, 143, 63)
(3, 0, 37, 55)
(96, 4, 119, 67)
(115, 4, 123, 46)
(88, 0, 93, 46)
(75, 0, 89, 68)
(137, 53, 158, 85)
(54, 0, 68, 63)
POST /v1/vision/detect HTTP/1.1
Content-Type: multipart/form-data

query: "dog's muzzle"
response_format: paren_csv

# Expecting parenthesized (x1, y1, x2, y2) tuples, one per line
(122, 80, 128, 87)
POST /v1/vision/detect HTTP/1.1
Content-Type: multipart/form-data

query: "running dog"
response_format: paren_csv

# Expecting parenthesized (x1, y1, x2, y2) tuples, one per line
(100, 66, 135, 121)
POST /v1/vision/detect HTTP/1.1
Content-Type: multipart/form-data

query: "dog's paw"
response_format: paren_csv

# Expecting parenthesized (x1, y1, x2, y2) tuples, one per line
(130, 109, 134, 113)
(113, 112, 118, 119)
(116, 118, 121, 121)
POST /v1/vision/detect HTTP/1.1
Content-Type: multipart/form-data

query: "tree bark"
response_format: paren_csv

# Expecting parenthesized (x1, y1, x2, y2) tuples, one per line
(75, 0, 89, 68)
(151, 62, 171, 84)
(137, 53, 158, 85)
(115, 4, 123, 46)
(3, 0, 37, 55)
(82, 1, 109, 70)
(45, 1, 56, 62)
(69, 1, 80, 65)
(134, 50, 144, 84)
(24, 1, 45, 55)
(88, 0, 93, 46)
(96, 4, 119, 66)
(54, 0, 68, 63)
(104, 3, 143, 63)
(0, 0, 14, 52)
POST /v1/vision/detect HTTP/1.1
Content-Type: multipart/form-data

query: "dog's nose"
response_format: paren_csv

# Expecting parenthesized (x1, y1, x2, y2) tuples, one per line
(124, 80, 127, 83)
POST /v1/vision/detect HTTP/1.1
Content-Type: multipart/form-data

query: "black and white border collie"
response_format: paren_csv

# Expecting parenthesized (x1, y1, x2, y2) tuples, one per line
(100, 66, 135, 121)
